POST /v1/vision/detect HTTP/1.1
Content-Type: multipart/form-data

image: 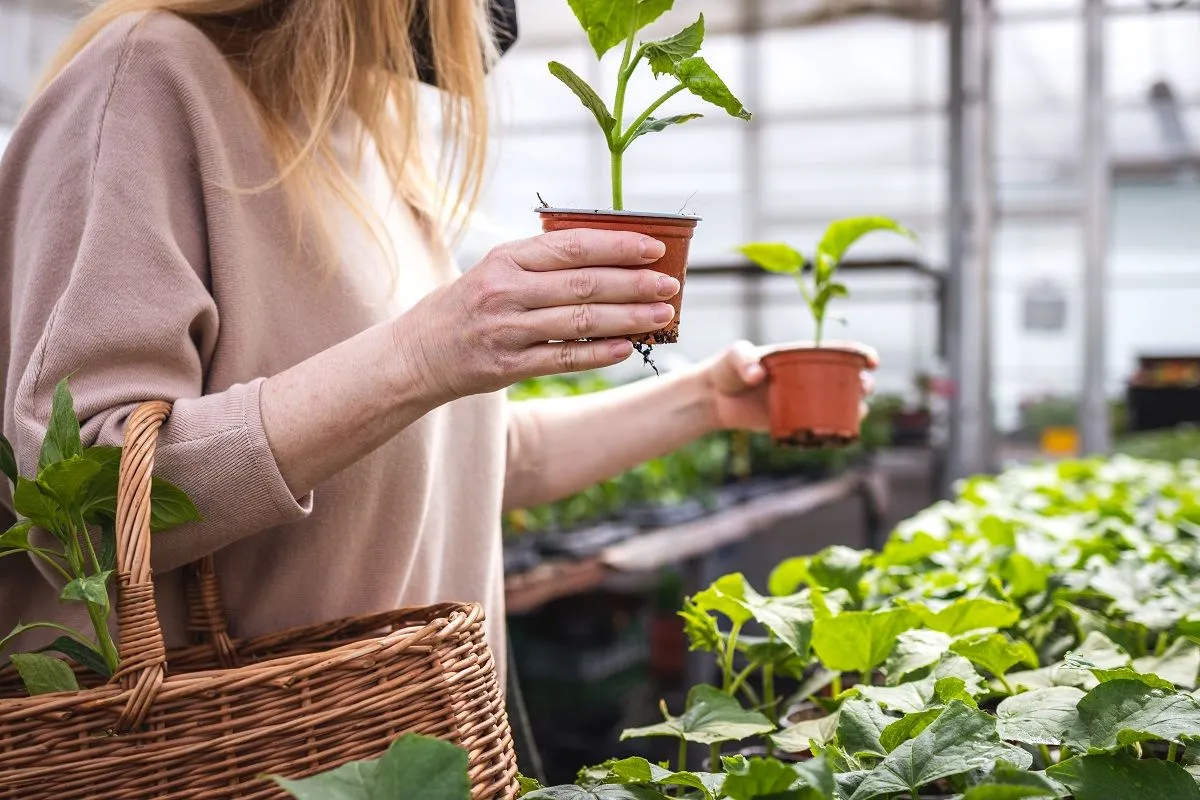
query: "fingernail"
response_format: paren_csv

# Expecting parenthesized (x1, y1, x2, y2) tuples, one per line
(640, 238, 666, 259)
(657, 275, 681, 297)
(651, 303, 674, 323)
(610, 340, 633, 359)
(747, 363, 764, 381)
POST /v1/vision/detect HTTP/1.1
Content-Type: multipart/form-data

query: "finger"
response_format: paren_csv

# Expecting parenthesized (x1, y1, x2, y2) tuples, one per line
(861, 372, 876, 397)
(503, 228, 666, 272)
(522, 339, 634, 376)
(860, 400, 870, 421)
(718, 340, 765, 390)
(520, 267, 679, 310)
(523, 302, 675, 342)
(821, 339, 880, 369)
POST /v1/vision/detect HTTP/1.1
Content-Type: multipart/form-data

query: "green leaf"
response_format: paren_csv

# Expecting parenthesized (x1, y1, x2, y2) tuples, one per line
(36, 456, 100, 514)
(13, 477, 65, 535)
(10, 652, 80, 696)
(78, 445, 122, 523)
(934, 676, 979, 708)
(0, 520, 33, 552)
(737, 243, 805, 276)
(1089, 665, 1176, 692)
(1063, 679, 1200, 753)
(39, 378, 83, 470)
(811, 608, 918, 676)
(806, 545, 871, 599)
(98, 521, 116, 572)
(518, 775, 544, 797)
(548, 62, 615, 138)
(269, 733, 471, 800)
(772, 712, 840, 754)
(1048, 752, 1200, 800)
(40, 635, 111, 679)
(813, 282, 850, 317)
(884, 629, 953, 682)
(879, 708, 942, 753)
(848, 702, 1032, 800)
(836, 697, 891, 760)
(565, 0, 672, 59)
(951, 633, 1039, 679)
(721, 756, 831, 800)
(673, 57, 752, 121)
(60, 571, 114, 610)
(642, 15, 704, 77)
(995, 686, 1085, 746)
(962, 762, 1063, 799)
(909, 597, 1021, 637)
(150, 476, 201, 531)
(620, 685, 774, 746)
(860, 655, 985, 714)
(0, 434, 18, 486)
(814, 217, 915, 280)
(680, 597, 723, 653)
(524, 787, 670, 800)
(594, 757, 722, 799)
(1132, 638, 1200, 690)
(690, 574, 813, 658)
(626, 113, 702, 146)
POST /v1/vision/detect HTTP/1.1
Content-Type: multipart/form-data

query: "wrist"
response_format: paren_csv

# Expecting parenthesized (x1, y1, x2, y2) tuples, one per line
(383, 311, 454, 411)
(678, 359, 724, 436)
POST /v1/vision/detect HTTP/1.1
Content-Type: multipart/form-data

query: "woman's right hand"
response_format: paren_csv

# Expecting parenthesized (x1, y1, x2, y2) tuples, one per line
(398, 228, 680, 402)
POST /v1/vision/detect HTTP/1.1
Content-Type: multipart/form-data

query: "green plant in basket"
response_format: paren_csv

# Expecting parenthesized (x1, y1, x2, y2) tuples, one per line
(0, 378, 199, 696)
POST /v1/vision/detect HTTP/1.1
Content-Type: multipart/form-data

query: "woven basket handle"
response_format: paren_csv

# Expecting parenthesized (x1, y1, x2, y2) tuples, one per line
(111, 401, 237, 730)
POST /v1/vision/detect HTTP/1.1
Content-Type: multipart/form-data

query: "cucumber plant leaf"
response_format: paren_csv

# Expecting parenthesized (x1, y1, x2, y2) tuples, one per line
(962, 762, 1063, 799)
(642, 15, 704, 77)
(737, 244, 805, 276)
(673, 57, 752, 120)
(626, 113, 702, 146)
(811, 607, 919, 676)
(859, 654, 985, 714)
(548, 62, 616, 138)
(814, 217, 915, 280)
(691, 573, 814, 657)
(565, 0, 673, 59)
(1132, 638, 1200, 690)
(907, 597, 1021, 637)
(1063, 679, 1200, 753)
(836, 697, 891, 760)
(995, 686, 1085, 746)
(772, 712, 840, 753)
(269, 733, 471, 800)
(879, 707, 942, 753)
(524, 790, 669, 800)
(10, 652, 79, 696)
(591, 757, 722, 799)
(884, 629, 953, 683)
(620, 685, 774, 746)
(720, 755, 833, 800)
(848, 702, 1032, 800)
(1047, 751, 1200, 800)
(951, 633, 1039, 679)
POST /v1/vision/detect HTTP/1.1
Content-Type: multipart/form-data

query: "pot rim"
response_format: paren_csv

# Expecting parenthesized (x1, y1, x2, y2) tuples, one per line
(760, 340, 876, 361)
(535, 206, 702, 222)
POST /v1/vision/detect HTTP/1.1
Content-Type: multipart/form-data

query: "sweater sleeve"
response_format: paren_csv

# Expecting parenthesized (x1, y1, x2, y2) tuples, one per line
(4, 17, 311, 577)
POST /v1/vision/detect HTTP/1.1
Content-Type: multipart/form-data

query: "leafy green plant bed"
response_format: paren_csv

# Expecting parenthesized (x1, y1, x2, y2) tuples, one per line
(1116, 425, 1200, 463)
(519, 454, 1200, 798)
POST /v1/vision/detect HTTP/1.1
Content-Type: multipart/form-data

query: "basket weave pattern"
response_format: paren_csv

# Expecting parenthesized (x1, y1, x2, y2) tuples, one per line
(0, 402, 518, 799)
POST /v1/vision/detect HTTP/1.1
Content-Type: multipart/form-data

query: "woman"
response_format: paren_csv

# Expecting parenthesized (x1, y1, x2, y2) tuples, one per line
(0, 0, 872, 674)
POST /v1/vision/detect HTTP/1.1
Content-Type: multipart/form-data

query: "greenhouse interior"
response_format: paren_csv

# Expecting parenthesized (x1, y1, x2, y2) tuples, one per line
(2, 0, 1200, 797)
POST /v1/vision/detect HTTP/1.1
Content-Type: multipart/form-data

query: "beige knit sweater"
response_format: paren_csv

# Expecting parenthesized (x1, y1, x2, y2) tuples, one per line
(0, 12, 540, 675)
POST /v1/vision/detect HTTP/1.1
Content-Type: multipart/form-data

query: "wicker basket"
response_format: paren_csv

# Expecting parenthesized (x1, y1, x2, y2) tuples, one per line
(0, 401, 518, 799)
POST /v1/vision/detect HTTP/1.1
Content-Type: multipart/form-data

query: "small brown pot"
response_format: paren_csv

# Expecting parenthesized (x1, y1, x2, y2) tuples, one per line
(537, 207, 700, 345)
(762, 346, 872, 447)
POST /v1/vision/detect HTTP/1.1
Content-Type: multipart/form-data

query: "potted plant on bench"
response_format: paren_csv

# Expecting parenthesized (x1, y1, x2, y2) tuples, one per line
(737, 217, 914, 446)
(542, 0, 752, 350)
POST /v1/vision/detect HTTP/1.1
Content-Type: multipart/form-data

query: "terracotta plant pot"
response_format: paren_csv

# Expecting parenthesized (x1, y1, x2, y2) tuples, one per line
(537, 207, 699, 345)
(762, 346, 872, 447)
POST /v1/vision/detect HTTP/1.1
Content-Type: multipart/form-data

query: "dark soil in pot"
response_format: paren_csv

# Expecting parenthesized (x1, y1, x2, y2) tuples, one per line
(624, 497, 709, 529)
(537, 207, 699, 345)
(535, 521, 638, 559)
(762, 346, 872, 446)
(780, 700, 825, 727)
(502, 537, 542, 575)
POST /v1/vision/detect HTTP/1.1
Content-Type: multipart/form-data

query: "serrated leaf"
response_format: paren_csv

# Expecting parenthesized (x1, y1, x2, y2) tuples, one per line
(548, 61, 615, 138)
(963, 761, 1063, 799)
(1064, 679, 1200, 753)
(673, 57, 751, 120)
(849, 702, 1032, 800)
(1133, 638, 1200, 690)
(690, 574, 813, 658)
(150, 476, 201, 531)
(721, 756, 831, 800)
(737, 243, 805, 276)
(565, 0, 672, 59)
(595, 757, 722, 799)
(812, 608, 918, 676)
(525, 787, 670, 800)
(39, 378, 83, 470)
(836, 697, 891, 760)
(626, 113, 702, 146)
(10, 653, 80, 696)
(1048, 752, 1200, 800)
(269, 734, 471, 800)
(951, 633, 1040, 679)
(860, 655, 985, 714)
(40, 635, 111, 679)
(643, 15, 704, 77)
(995, 687, 1085, 746)
(620, 685, 774, 746)
(60, 571, 113, 610)
(772, 712, 840, 753)
(880, 707, 943, 753)
(909, 597, 1021, 636)
(1090, 665, 1176, 692)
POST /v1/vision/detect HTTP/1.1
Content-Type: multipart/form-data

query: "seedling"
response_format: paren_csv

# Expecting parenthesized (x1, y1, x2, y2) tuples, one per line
(551, 1, 752, 210)
(737, 217, 915, 346)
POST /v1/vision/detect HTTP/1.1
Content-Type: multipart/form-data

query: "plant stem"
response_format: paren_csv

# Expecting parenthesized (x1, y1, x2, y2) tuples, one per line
(609, 23, 639, 210)
(831, 673, 843, 698)
(709, 743, 720, 772)
(87, 602, 119, 673)
(998, 674, 1014, 695)
(1155, 631, 1169, 657)
(678, 737, 688, 773)
(728, 661, 757, 697)
(813, 310, 825, 349)
(611, 150, 624, 210)
(26, 547, 74, 583)
(1038, 744, 1054, 768)
(723, 621, 743, 693)
(619, 83, 688, 148)
(1168, 742, 1179, 762)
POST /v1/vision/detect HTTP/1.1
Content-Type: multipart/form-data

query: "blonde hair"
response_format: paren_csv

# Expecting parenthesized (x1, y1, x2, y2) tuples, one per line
(37, 0, 496, 272)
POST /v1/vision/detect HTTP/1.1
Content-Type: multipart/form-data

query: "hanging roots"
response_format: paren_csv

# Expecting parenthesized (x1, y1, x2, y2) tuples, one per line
(633, 342, 659, 376)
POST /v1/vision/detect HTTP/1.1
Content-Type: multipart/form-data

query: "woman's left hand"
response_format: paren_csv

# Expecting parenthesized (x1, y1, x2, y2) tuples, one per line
(700, 340, 878, 433)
